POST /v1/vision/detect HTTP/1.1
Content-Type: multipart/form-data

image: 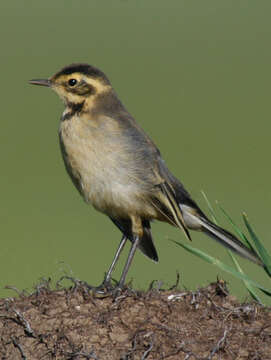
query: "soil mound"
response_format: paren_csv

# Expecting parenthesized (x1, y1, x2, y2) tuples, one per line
(0, 278, 270, 359)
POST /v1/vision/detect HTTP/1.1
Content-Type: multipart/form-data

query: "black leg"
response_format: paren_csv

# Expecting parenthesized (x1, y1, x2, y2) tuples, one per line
(118, 235, 140, 288)
(103, 235, 127, 286)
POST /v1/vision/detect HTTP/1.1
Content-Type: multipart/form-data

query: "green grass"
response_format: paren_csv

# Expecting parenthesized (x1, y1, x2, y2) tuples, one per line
(171, 193, 271, 304)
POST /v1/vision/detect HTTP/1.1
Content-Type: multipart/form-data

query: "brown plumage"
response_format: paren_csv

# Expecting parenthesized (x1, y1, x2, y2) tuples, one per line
(29, 63, 263, 290)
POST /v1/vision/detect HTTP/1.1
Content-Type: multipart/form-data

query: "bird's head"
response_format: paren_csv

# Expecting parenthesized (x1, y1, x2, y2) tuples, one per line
(29, 63, 111, 107)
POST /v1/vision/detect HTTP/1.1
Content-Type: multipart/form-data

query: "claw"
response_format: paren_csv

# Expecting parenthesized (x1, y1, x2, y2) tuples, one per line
(90, 280, 124, 299)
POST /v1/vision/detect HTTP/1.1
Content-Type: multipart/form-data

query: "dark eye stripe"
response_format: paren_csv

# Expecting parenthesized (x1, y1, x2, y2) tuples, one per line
(67, 81, 96, 96)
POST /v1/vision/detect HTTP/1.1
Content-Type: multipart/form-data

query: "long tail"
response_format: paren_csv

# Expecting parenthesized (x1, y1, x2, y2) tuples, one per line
(155, 161, 263, 267)
(181, 204, 263, 267)
(201, 218, 263, 266)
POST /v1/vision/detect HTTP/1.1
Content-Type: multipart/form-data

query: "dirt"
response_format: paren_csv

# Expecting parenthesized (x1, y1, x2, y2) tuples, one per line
(0, 278, 270, 359)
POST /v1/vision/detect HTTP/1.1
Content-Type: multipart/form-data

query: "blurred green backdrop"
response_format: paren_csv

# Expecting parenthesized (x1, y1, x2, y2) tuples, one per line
(1, 0, 270, 300)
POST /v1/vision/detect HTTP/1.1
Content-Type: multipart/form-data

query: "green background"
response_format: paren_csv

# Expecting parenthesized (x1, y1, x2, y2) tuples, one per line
(1, 0, 270, 300)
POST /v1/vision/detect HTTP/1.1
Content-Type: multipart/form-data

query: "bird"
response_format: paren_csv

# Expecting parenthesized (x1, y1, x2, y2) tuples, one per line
(29, 63, 263, 291)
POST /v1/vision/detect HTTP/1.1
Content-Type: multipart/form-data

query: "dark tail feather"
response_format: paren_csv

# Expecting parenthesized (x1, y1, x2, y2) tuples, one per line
(139, 221, 159, 262)
(110, 217, 158, 262)
(201, 218, 263, 266)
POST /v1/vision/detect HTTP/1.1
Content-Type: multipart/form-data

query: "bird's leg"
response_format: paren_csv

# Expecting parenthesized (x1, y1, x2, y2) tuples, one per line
(118, 234, 140, 289)
(117, 216, 143, 290)
(93, 235, 138, 298)
(95, 217, 142, 298)
(102, 235, 127, 289)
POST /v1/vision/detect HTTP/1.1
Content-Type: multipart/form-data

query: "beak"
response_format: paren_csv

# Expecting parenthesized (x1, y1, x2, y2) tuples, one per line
(29, 79, 51, 87)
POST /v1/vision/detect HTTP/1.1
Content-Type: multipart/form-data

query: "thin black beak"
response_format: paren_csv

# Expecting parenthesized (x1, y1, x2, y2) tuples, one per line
(29, 79, 51, 87)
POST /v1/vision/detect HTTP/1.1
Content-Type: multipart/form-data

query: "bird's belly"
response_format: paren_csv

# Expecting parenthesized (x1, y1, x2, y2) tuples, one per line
(82, 163, 141, 216)
(78, 158, 154, 218)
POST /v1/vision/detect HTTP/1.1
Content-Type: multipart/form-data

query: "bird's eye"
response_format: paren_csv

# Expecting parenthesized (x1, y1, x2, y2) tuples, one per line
(68, 78, 77, 86)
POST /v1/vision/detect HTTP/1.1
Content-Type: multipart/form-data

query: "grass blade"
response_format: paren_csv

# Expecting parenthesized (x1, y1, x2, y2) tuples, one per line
(217, 204, 255, 253)
(243, 214, 271, 277)
(202, 193, 262, 301)
(228, 252, 262, 303)
(171, 239, 271, 296)
(201, 191, 219, 224)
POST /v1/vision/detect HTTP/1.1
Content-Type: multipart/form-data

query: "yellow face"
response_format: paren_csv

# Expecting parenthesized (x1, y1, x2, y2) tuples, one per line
(50, 72, 110, 105)
(29, 63, 111, 106)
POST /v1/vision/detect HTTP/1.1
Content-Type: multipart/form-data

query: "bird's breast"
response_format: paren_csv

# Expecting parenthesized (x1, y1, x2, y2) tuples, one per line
(59, 114, 157, 219)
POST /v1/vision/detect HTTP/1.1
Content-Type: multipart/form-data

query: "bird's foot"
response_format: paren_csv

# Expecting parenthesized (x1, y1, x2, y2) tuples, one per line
(90, 278, 120, 298)
(91, 281, 130, 300)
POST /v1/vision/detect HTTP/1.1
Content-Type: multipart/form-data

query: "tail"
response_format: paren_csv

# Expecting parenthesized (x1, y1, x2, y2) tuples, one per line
(202, 218, 263, 266)
(180, 204, 263, 267)
(154, 160, 263, 267)
(110, 217, 158, 262)
(138, 221, 159, 262)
